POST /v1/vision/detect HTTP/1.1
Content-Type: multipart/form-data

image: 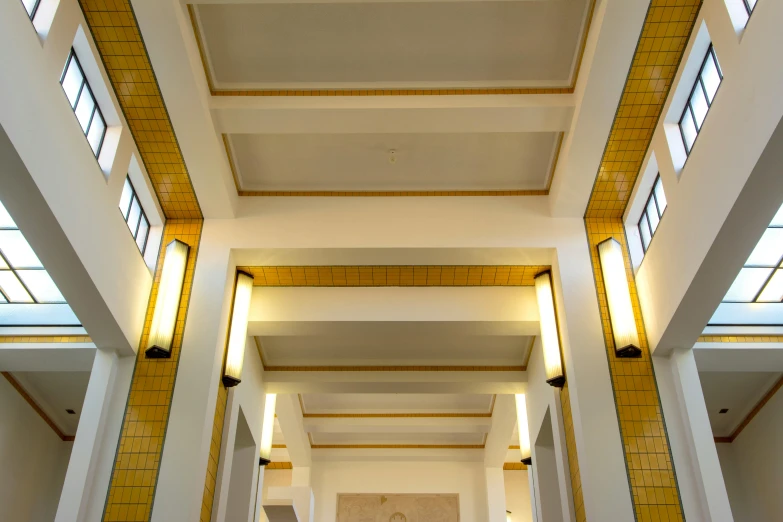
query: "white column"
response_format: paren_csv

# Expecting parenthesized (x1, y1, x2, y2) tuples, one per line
(669, 348, 735, 522)
(486, 467, 508, 522)
(291, 466, 314, 522)
(54, 349, 121, 522)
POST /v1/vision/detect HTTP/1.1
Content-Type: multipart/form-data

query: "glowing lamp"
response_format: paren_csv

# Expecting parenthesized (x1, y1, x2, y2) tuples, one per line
(515, 394, 532, 466)
(146, 240, 189, 358)
(597, 238, 641, 358)
(222, 271, 254, 387)
(259, 393, 277, 466)
(534, 271, 565, 387)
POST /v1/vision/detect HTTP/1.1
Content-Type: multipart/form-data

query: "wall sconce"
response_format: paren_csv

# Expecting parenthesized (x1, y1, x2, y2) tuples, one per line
(597, 238, 641, 358)
(222, 271, 254, 387)
(515, 394, 532, 466)
(146, 240, 189, 358)
(534, 271, 565, 387)
(259, 393, 277, 466)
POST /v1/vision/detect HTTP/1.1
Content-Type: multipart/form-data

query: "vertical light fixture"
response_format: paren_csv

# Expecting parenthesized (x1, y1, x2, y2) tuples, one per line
(222, 271, 254, 387)
(146, 239, 189, 358)
(534, 271, 565, 387)
(597, 238, 641, 358)
(259, 393, 277, 466)
(515, 394, 532, 465)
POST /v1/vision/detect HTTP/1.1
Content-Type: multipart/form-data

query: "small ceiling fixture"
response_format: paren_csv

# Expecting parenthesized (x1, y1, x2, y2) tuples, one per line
(719, 408, 729, 414)
(66, 409, 75, 415)
(388, 149, 397, 164)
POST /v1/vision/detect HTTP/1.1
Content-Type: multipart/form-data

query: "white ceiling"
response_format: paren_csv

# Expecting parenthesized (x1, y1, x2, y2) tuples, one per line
(301, 393, 494, 414)
(231, 133, 558, 192)
(699, 370, 781, 437)
(13, 370, 90, 435)
(196, 0, 590, 87)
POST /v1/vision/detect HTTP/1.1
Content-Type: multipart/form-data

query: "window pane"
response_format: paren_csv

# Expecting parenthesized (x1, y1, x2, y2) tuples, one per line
(770, 203, 783, 227)
(75, 90, 96, 132)
(127, 197, 141, 237)
(0, 272, 34, 302)
(119, 178, 133, 217)
(21, 0, 38, 17)
(724, 267, 774, 302)
(0, 230, 43, 268)
(17, 270, 65, 303)
(746, 228, 783, 266)
(639, 215, 651, 250)
(136, 215, 149, 253)
(654, 179, 667, 215)
(700, 54, 721, 103)
(757, 270, 783, 302)
(87, 112, 106, 155)
(647, 198, 660, 233)
(746, 0, 757, 12)
(690, 86, 709, 129)
(61, 58, 84, 108)
(0, 201, 16, 228)
(680, 109, 697, 152)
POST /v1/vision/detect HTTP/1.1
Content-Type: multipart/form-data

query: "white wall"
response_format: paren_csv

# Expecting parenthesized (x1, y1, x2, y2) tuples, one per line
(717, 388, 783, 521)
(310, 461, 489, 522)
(0, 376, 73, 522)
(504, 470, 533, 522)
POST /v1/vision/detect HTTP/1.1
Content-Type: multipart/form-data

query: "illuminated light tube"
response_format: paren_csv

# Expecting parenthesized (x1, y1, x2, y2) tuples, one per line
(515, 394, 532, 466)
(146, 240, 190, 358)
(534, 271, 565, 387)
(597, 238, 642, 358)
(259, 393, 277, 466)
(222, 271, 254, 387)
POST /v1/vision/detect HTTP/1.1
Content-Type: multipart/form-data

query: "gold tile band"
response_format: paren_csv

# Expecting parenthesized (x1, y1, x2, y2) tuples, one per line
(697, 335, 783, 343)
(503, 462, 529, 471)
(0, 336, 91, 343)
(101, 221, 202, 522)
(560, 383, 586, 522)
(200, 384, 228, 522)
(586, 219, 684, 522)
(266, 462, 293, 470)
(79, 0, 202, 220)
(237, 265, 548, 287)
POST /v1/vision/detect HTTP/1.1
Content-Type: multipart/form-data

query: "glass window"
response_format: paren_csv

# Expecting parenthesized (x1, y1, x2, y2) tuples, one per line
(722, 202, 783, 303)
(637, 176, 667, 254)
(744, 0, 758, 16)
(60, 50, 107, 158)
(119, 176, 151, 256)
(21, 0, 41, 20)
(0, 200, 66, 304)
(679, 45, 722, 156)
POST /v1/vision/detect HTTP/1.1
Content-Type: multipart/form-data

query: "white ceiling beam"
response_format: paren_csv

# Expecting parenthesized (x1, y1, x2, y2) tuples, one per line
(263, 370, 526, 394)
(193, 0, 548, 4)
(274, 394, 312, 466)
(211, 95, 574, 135)
(303, 416, 492, 434)
(311, 447, 485, 462)
(248, 287, 539, 336)
(0, 343, 96, 372)
(693, 343, 783, 373)
(483, 394, 517, 467)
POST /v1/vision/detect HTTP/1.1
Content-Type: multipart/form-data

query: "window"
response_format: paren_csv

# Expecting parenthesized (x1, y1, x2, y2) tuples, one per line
(743, 0, 758, 15)
(637, 176, 668, 253)
(60, 50, 107, 158)
(0, 200, 65, 303)
(722, 204, 783, 303)
(119, 177, 150, 255)
(679, 45, 722, 155)
(21, 0, 41, 19)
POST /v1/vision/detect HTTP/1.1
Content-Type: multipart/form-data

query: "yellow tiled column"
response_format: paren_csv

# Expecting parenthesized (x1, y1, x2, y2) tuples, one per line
(102, 221, 202, 522)
(559, 384, 586, 522)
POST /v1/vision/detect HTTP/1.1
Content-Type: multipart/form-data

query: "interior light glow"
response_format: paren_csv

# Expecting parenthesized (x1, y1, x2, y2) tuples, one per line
(515, 394, 531, 466)
(146, 240, 189, 358)
(259, 393, 277, 466)
(534, 272, 565, 387)
(222, 271, 254, 387)
(598, 238, 641, 358)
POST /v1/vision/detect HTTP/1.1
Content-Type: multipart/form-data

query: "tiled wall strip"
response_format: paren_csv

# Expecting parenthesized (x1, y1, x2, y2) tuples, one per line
(79, 0, 202, 219)
(697, 335, 783, 343)
(236, 265, 549, 287)
(580, 2, 702, 520)
(560, 383, 586, 522)
(200, 383, 228, 522)
(101, 221, 202, 522)
(585, 1, 701, 219)
(586, 219, 683, 522)
(0, 336, 92, 343)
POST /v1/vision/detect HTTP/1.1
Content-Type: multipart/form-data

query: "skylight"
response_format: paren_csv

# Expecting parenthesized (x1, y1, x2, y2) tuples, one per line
(722, 203, 783, 304)
(0, 200, 65, 304)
